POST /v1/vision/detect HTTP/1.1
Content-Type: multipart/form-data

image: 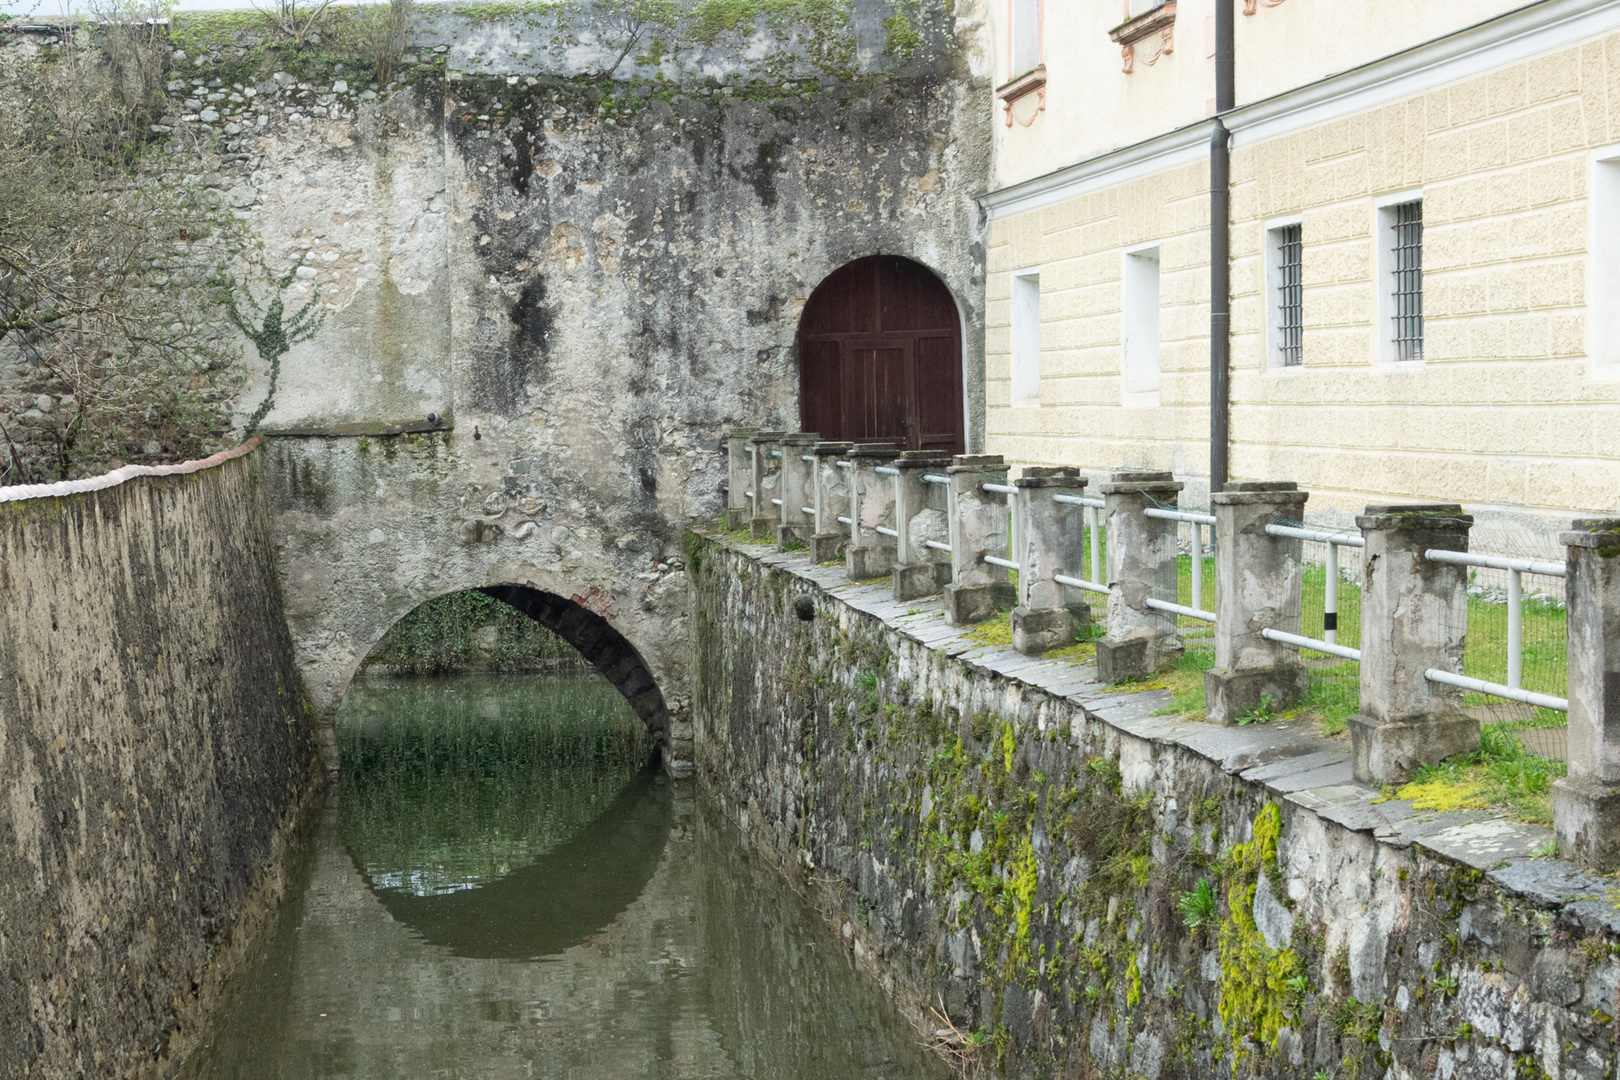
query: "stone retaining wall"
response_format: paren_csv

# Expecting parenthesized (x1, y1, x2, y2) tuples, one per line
(0, 442, 322, 1078)
(691, 532, 1620, 1079)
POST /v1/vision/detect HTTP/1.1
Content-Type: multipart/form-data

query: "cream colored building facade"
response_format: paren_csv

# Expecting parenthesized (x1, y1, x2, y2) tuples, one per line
(982, 0, 1620, 528)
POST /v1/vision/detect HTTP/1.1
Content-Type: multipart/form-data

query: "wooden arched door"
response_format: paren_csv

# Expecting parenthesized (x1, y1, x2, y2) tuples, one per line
(798, 256, 964, 455)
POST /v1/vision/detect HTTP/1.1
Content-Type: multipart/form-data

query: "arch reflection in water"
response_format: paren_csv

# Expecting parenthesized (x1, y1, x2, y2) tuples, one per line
(186, 673, 950, 1080)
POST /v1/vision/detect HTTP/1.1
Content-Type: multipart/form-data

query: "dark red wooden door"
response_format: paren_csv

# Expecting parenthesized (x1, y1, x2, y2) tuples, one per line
(799, 256, 964, 454)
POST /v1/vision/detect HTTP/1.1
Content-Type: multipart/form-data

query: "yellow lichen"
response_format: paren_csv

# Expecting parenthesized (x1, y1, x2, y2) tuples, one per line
(1217, 803, 1304, 1067)
(1394, 778, 1487, 813)
(1126, 951, 1142, 1008)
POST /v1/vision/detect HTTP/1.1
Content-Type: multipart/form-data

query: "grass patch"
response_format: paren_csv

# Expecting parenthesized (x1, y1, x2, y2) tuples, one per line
(1148, 641, 1216, 717)
(1296, 663, 1361, 737)
(1386, 724, 1566, 824)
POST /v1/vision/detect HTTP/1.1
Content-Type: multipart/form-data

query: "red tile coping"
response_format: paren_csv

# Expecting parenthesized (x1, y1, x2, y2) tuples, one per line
(0, 439, 262, 504)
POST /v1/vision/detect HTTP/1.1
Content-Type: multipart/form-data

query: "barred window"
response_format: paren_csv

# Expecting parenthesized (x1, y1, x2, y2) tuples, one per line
(1390, 200, 1423, 361)
(1276, 223, 1303, 366)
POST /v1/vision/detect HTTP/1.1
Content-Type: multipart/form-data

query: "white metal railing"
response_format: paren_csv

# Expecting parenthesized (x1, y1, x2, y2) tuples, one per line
(874, 466, 899, 477)
(981, 483, 1020, 578)
(837, 515, 852, 525)
(922, 473, 950, 486)
(925, 540, 952, 552)
(1145, 507, 1215, 618)
(1052, 492, 1106, 588)
(836, 460, 852, 469)
(801, 506, 815, 516)
(874, 525, 899, 538)
(770, 498, 782, 506)
(1053, 572, 1108, 596)
(769, 450, 782, 458)
(1261, 627, 1361, 663)
(1421, 548, 1569, 711)
(743, 444, 755, 452)
(802, 454, 815, 462)
(1265, 523, 1363, 648)
(1146, 597, 1215, 623)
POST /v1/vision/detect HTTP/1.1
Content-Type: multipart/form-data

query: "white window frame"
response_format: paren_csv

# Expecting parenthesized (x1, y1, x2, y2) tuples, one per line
(1265, 215, 1305, 372)
(1121, 242, 1162, 408)
(1373, 189, 1425, 368)
(1008, 0, 1043, 80)
(1591, 144, 1620, 381)
(1010, 267, 1042, 407)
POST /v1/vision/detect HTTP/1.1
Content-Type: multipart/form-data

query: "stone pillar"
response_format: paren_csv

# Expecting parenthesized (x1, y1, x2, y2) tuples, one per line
(809, 441, 853, 563)
(724, 427, 758, 531)
(844, 443, 900, 582)
(1096, 472, 1184, 681)
(1348, 504, 1479, 786)
(775, 432, 820, 551)
(1204, 482, 1312, 724)
(749, 431, 785, 540)
(1553, 519, 1620, 870)
(1012, 467, 1090, 655)
(892, 451, 953, 601)
(942, 455, 1015, 625)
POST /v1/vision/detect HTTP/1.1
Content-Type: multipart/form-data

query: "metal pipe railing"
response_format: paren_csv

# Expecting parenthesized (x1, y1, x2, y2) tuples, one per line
(1146, 597, 1215, 623)
(1422, 547, 1566, 698)
(922, 473, 950, 486)
(925, 540, 953, 553)
(874, 466, 899, 477)
(836, 460, 852, 469)
(1261, 627, 1361, 663)
(1053, 572, 1108, 596)
(801, 506, 815, 516)
(874, 525, 899, 538)
(1266, 523, 1363, 646)
(1423, 668, 1568, 713)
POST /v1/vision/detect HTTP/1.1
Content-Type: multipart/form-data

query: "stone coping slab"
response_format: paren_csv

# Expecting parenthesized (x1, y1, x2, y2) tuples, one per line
(0, 438, 260, 503)
(707, 532, 1605, 916)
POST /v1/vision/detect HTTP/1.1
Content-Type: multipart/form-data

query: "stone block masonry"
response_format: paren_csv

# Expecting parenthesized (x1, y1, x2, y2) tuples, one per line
(0, 443, 322, 1078)
(692, 532, 1620, 1080)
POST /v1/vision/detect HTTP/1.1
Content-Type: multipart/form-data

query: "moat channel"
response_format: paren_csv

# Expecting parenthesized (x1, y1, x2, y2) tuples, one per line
(184, 673, 949, 1079)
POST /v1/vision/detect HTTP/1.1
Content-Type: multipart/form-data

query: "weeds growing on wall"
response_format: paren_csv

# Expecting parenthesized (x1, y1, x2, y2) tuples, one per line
(1384, 723, 1566, 824)
(362, 590, 583, 675)
(1, 5, 242, 482)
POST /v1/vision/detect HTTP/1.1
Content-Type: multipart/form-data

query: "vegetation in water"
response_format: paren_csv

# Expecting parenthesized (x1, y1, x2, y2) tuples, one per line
(363, 589, 583, 675)
(337, 674, 650, 895)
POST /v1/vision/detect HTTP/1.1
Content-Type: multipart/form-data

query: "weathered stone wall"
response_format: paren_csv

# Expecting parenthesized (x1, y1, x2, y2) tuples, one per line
(0, 445, 322, 1078)
(103, 0, 996, 756)
(691, 534, 1620, 1079)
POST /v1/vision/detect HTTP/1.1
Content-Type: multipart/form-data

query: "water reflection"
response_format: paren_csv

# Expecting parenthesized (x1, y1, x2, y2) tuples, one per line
(186, 674, 948, 1080)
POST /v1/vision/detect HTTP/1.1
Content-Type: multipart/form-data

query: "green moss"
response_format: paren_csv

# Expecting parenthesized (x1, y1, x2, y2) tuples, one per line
(1386, 724, 1565, 824)
(1125, 950, 1143, 1008)
(1217, 803, 1304, 1067)
(881, 10, 919, 56)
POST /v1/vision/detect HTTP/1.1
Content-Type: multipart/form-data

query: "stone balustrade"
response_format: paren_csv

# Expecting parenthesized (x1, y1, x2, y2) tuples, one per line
(734, 433, 1618, 869)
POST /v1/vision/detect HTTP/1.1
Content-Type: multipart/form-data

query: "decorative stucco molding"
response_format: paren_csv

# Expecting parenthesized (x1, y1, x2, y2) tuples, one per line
(1110, 2, 1176, 72)
(997, 67, 1047, 127)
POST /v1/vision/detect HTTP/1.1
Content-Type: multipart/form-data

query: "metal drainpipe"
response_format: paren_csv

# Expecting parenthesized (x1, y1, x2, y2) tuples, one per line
(1209, 0, 1235, 493)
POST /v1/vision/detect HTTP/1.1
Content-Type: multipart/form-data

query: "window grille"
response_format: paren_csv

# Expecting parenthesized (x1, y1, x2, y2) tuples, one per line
(1391, 200, 1423, 362)
(1277, 223, 1303, 367)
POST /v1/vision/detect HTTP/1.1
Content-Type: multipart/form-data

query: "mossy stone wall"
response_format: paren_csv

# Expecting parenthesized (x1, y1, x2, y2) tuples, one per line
(690, 534, 1620, 1080)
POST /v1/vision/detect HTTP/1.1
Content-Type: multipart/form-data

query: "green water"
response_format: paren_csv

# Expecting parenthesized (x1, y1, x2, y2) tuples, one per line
(187, 674, 949, 1080)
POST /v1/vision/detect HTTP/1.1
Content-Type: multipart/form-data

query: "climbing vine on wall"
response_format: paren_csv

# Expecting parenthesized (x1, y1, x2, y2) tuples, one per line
(227, 255, 326, 435)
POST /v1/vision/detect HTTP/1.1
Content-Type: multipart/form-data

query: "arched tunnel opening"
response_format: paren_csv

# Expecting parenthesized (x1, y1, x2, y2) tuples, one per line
(322, 586, 675, 960)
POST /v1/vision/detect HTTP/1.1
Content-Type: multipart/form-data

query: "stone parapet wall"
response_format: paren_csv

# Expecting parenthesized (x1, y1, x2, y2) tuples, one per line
(691, 532, 1620, 1079)
(0, 442, 322, 1077)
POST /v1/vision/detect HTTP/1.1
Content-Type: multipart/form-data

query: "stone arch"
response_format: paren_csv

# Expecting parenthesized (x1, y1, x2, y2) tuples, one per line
(478, 584, 670, 748)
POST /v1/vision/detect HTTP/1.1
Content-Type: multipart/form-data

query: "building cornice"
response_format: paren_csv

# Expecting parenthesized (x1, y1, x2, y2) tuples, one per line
(981, 0, 1620, 222)
(1225, 0, 1620, 147)
(980, 119, 1214, 221)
